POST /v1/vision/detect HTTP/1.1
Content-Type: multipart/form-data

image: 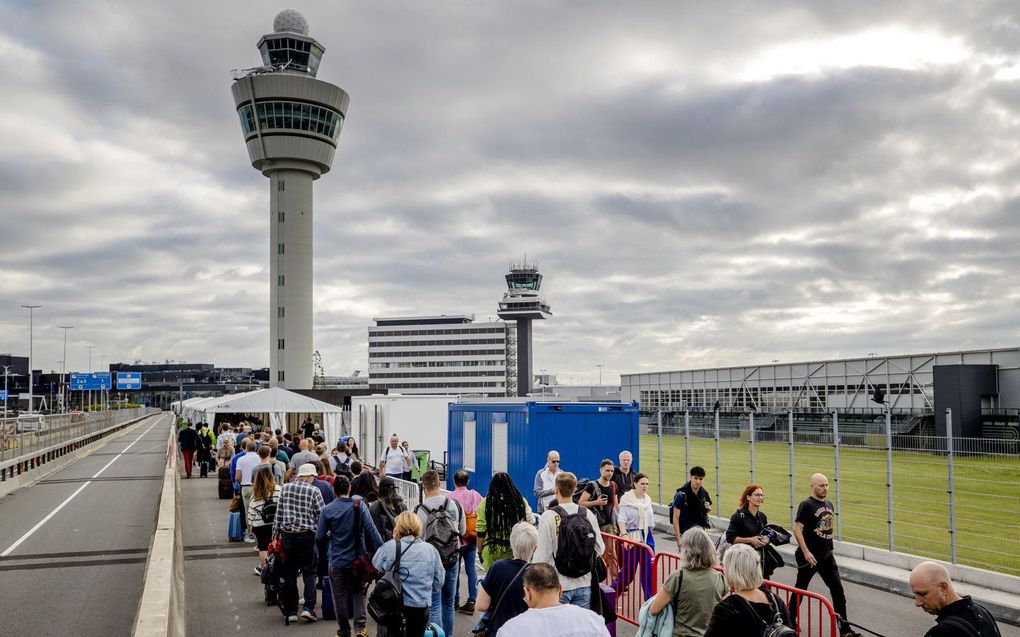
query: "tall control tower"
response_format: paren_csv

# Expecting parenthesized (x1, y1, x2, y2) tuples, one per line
(231, 10, 349, 389)
(497, 262, 552, 396)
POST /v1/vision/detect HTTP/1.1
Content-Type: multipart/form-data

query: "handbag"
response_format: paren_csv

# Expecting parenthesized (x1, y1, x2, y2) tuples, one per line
(368, 539, 405, 627)
(228, 494, 242, 512)
(352, 500, 382, 582)
(473, 562, 528, 637)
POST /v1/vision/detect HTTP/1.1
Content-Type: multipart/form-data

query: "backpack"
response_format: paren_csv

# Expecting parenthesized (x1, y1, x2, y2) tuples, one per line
(572, 479, 592, 504)
(333, 454, 351, 476)
(416, 498, 461, 570)
(551, 505, 597, 578)
(668, 488, 684, 528)
(368, 539, 406, 627)
(464, 509, 478, 542)
(258, 495, 277, 525)
(742, 591, 796, 637)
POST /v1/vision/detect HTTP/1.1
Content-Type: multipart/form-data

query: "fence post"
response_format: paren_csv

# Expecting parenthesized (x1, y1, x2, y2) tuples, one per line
(833, 410, 842, 542)
(946, 408, 957, 564)
(788, 410, 795, 528)
(684, 411, 690, 478)
(657, 410, 663, 504)
(885, 410, 895, 552)
(714, 410, 721, 507)
(749, 412, 756, 484)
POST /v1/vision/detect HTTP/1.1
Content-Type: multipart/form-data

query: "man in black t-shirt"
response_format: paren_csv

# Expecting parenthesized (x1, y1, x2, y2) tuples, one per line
(578, 459, 618, 533)
(792, 473, 861, 637)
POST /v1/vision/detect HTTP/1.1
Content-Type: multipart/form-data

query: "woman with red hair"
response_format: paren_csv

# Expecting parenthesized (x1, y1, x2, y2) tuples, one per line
(724, 483, 777, 579)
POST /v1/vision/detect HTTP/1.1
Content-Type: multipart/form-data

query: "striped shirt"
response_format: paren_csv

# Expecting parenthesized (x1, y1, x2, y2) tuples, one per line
(272, 479, 325, 535)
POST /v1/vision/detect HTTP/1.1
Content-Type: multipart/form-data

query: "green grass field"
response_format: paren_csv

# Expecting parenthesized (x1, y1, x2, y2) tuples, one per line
(638, 434, 1020, 576)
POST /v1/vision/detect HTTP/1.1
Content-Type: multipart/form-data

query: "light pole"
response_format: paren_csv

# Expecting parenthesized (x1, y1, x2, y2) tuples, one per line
(21, 305, 41, 415)
(85, 345, 96, 411)
(597, 364, 604, 386)
(58, 326, 73, 412)
(101, 354, 107, 410)
(2, 365, 11, 422)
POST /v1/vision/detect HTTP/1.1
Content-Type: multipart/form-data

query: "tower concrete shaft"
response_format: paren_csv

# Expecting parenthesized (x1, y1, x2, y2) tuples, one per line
(231, 11, 349, 389)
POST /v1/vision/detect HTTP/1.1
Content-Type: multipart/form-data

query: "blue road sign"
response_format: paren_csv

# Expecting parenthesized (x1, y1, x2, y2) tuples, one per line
(116, 372, 142, 390)
(0, 390, 7, 400)
(70, 372, 112, 391)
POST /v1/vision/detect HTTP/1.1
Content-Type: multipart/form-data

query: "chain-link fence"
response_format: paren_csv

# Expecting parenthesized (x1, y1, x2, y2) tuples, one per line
(640, 409, 1020, 577)
(0, 407, 157, 465)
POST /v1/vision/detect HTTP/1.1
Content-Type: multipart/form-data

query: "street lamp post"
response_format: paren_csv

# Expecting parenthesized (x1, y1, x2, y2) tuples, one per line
(85, 345, 95, 411)
(58, 326, 73, 413)
(21, 305, 41, 415)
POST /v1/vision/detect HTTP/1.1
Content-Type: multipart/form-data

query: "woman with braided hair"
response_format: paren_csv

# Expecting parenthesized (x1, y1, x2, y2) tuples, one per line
(476, 472, 536, 569)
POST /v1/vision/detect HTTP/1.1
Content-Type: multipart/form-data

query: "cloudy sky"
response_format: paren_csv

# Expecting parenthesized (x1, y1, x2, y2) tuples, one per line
(2, 1, 1019, 384)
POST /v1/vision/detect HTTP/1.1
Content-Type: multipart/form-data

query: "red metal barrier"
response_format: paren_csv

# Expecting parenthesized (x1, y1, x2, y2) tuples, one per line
(601, 532, 655, 626)
(652, 551, 840, 637)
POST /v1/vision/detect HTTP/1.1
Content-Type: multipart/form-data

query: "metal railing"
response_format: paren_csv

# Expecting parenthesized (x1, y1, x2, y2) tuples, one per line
(0, 407, 158, 476)
(600, 532, 655, 626)
(653, 551, 840, 637)
(641, 408, 1020, 576)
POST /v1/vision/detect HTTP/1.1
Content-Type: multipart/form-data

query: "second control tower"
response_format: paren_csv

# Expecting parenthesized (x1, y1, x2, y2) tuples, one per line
(497, 261, 552, 396)
(231, 10, 349, 389)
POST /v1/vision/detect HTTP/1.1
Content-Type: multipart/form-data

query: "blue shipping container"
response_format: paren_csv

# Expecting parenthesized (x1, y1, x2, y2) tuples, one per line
(447, 401, 641, 510)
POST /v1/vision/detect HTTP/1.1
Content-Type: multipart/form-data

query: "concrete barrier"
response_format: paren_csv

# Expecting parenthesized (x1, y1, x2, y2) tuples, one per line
(133, 424, 185, 637)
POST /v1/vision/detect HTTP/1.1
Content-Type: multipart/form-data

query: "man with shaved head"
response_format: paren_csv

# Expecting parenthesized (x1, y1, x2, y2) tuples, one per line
(910, 561, 1001, 636)
(791, 473, 860, 637)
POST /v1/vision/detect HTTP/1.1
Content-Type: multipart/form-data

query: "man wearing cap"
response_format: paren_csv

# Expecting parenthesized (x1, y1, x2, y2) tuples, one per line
(273, 462, 326, 625)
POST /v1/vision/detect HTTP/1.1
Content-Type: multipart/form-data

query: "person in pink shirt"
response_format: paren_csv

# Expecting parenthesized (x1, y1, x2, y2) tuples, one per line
(448, 469, 483, 614)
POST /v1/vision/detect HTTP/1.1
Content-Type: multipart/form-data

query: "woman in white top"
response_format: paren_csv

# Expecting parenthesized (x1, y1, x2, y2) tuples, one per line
(247, 465, 282, 576)
(614, 472, 655, 598)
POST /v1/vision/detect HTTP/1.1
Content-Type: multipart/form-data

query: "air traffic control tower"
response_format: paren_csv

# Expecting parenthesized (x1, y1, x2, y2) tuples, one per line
(497, 262, 552, 396)
(231, 10, 349, 389)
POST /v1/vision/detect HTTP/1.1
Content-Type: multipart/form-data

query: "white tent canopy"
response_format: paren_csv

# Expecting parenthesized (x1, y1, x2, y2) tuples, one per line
(201, 387, 344, 443)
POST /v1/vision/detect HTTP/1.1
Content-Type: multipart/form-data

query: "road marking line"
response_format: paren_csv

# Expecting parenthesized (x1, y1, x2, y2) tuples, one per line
(0, 416, 165, 557)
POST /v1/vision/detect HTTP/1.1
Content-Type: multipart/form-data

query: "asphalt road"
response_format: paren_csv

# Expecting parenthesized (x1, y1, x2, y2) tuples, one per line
(0, 413, 171, 637)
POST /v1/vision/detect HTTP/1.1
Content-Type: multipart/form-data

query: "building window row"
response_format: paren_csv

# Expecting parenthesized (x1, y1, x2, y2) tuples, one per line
(370, 371, 506, 379)
(238, 100, 343, 141)
(369, 338, 505, 348)
(369, 360, 503, 369)
(368, 349, 505, 359)
(368, 327, 506, 337)
(370, 381, 506, 389)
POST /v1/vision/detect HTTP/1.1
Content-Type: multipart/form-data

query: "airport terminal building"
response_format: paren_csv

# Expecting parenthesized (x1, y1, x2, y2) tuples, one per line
(622, 347, 1020, 437)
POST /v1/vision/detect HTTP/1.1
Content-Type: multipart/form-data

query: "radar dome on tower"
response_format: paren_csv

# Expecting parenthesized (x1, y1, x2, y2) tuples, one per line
(273, 9, 309, 35)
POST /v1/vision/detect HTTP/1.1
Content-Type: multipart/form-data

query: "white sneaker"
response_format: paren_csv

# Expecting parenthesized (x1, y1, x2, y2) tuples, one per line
(300, 609, 318, 622)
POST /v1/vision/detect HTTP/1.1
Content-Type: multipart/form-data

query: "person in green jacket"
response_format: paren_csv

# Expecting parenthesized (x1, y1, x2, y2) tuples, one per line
(476, 472, 535, 569)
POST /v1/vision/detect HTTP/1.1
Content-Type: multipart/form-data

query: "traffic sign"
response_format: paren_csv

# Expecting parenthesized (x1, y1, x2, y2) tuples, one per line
(70, 372, 112, 391)
(116, 372, 142, 390)
(0, 390, 6, 400)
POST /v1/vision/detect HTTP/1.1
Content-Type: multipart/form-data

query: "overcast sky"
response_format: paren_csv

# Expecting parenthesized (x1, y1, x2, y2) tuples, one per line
(1, 1, 1019, 384)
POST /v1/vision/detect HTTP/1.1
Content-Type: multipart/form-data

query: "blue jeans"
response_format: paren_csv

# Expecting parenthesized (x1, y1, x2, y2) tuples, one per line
(456, 544, 478, 605)
(559, 585, 592, 609)
(430, 562, 458, 636)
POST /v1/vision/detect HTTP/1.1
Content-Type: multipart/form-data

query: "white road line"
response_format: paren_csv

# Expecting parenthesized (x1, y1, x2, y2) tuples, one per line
(0, 415, 165, 557)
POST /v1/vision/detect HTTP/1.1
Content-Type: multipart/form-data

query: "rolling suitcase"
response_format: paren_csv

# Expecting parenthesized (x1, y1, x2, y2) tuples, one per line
(600, 583, 617, 637)
(228, 511, 244, 542)
(218, 467, 233, 499)
(320, 575, 335, 620)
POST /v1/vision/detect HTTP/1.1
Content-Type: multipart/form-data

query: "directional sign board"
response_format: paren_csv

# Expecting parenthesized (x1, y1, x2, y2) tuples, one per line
(70, 372, 112, 391)
(0, 390, 7, 400)
(116, 372, 142, 390)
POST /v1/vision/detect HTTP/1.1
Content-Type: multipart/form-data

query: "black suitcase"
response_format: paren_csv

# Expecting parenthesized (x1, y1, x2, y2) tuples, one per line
(218, 467, 233, 499)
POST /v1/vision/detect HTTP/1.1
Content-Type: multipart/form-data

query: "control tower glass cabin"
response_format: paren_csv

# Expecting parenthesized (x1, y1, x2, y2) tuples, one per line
(497, 263, 552, 396)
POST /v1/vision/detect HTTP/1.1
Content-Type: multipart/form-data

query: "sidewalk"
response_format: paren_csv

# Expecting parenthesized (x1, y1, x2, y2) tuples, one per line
(180, 472, 636, 637)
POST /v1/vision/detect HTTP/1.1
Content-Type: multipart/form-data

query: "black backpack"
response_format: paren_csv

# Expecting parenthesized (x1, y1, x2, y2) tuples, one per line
(572, 479, 592, 504)
(743, 591, 796, 637)
(368, 539, 406, 627)
(416, 498, 461, 570)
(258, 495, 277, 525)
(551, 505, 597, 578)
(668, 487, 684, 528)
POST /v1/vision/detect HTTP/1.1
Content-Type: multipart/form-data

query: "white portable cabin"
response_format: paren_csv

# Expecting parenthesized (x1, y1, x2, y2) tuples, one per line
(350, 395, 456, 469)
